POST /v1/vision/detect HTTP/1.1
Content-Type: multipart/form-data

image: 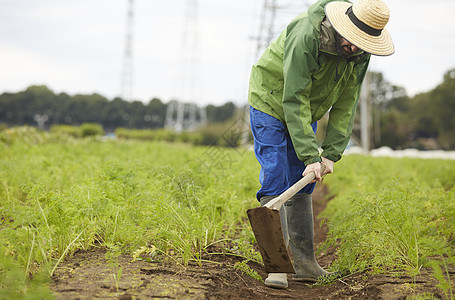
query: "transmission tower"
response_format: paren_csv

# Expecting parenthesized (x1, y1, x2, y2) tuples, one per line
(254, 0, 310, 57)
(241, 0, 311, 146)
(254, 0, 277, 57)
(165, 0, 207, 132)
(240, 1, 372, 151)
(121, 0, 134, 101)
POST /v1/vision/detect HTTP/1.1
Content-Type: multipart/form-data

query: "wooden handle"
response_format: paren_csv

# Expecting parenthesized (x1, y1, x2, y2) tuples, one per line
(264, 164, 326, 210)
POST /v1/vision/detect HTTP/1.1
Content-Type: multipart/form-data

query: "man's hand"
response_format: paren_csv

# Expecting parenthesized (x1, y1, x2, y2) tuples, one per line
(302, 157, 335, 183)
(302, 162, 322, 183)
(321, 157, 334, 177)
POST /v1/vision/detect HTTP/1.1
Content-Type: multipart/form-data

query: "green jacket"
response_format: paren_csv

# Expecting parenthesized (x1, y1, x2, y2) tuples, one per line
(248, 0, 370, 166)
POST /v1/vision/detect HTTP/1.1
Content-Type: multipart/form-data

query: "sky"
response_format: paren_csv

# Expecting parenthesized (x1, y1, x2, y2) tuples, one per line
(1, 0, 455, 106)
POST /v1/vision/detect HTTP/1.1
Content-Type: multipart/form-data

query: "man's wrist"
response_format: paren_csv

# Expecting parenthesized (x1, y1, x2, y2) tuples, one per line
(303, 156, 322, 166)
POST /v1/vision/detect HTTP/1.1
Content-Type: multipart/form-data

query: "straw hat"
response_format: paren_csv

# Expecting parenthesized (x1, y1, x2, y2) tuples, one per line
(325, 0, 394, 56)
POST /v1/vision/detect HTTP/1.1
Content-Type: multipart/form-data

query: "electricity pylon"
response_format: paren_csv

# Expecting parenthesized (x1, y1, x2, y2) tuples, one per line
(241, 0, 311, 146)
(165, 0, 207, 132)
(121, 0, 134, 101)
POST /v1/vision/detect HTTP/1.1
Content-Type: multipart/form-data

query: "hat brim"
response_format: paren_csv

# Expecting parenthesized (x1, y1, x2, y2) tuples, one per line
(325, 1, 394, 56)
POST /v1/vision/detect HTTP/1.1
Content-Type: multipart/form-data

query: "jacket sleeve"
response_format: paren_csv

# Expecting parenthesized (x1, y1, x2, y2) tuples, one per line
(321, 55, 370, 162)
(282, 18, 321, 166)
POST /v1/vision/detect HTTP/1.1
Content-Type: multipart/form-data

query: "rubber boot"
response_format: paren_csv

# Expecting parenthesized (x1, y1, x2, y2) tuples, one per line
(260, 196, 288, 289)
(285, 193, 331, 282)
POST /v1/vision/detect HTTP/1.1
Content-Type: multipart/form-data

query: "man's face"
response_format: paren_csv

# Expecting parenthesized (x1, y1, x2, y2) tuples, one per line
(338, 37, 360, 57)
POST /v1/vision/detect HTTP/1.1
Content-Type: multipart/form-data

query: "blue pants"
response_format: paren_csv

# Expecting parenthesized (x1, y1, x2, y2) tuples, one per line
(250, 106, 317, 201)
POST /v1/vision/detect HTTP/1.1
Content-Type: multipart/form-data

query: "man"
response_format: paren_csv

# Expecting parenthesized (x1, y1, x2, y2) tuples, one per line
(248, 0, 394, 289)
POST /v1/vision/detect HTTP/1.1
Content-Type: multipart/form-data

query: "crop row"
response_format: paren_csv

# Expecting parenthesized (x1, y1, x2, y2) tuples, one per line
(0, 127, 453, 298)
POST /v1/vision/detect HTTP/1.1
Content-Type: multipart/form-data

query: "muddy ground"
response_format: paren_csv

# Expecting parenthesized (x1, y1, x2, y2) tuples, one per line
(50, 185, 453, 299)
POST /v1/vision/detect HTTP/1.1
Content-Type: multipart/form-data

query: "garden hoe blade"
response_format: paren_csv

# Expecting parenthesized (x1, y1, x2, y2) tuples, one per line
(246, 170, 318, 273)
(247, 206, 295, 273)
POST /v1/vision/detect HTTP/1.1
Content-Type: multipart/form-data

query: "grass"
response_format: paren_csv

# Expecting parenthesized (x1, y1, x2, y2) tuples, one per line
(0, 127, 260, 297)
(1, 127, 454, 298)
(321, 155, 455, 297)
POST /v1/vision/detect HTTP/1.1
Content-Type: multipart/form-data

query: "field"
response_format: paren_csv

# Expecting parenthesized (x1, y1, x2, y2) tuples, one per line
(1, 127, 454, 299)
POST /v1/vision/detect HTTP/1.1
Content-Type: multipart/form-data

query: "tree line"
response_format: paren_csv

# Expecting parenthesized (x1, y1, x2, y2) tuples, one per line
(1, 69, 454, 150)
(368, 69, 455, 150)
(0, 86, 237, 132)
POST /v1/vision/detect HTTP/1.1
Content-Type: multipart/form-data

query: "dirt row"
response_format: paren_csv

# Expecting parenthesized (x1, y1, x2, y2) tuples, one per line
(50, 185, 452, 299)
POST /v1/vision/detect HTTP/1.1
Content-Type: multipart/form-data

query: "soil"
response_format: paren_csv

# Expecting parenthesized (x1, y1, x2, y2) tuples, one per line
(49, 185, 453, 299)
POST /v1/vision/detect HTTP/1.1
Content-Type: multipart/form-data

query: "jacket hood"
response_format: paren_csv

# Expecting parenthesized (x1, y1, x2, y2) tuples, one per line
(308, 0, 351, 33)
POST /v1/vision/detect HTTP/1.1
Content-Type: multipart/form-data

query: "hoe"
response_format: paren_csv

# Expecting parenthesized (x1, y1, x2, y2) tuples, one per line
(247, 168, 321, 273)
